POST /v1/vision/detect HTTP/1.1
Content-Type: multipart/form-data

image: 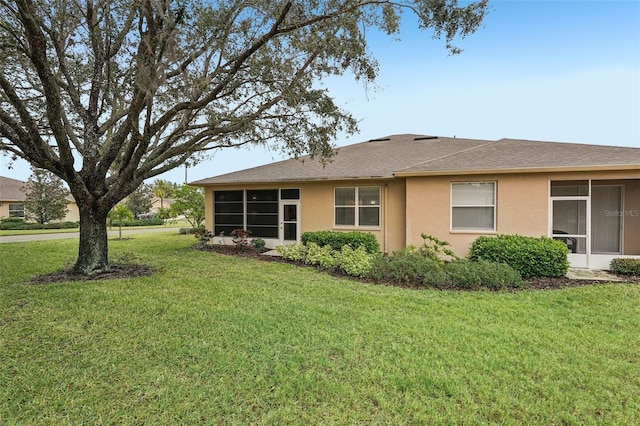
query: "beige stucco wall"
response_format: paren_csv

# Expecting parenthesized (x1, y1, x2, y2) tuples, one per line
(406, 170, 640, 258)
(0, 200, 79, 222)
(200, 169, 640, 257)
(201, 179, 405, 253)
(406, 173, 549, 257)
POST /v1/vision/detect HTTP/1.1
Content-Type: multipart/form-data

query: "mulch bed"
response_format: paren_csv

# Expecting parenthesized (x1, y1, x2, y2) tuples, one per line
(29, 263, 155, 285)
(195, 243, 640, 291)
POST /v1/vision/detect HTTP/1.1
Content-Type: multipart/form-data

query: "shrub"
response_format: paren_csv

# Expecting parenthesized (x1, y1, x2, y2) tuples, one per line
(445, 260, 523, 290)
(372, 252, 448, 287)
(610, 258, 640, 276)
(418, 234, 460, 265)
(275, 243, 308, 262)
(0, 218, 26, 230)
(111, 218, 164, 227)
(468, 235, 569, 278)
(444, 260, 482, 290)
(336, 245, 377, 278)
(194, 229, 214, 243)
(251, 238, 266, 252)
(305, 243, 339, 269)
(230, 229, 251, 247)
(179, 227, 205, 235)
(0, 219, 79, 230)
(301, 231, 380, 254)
(24, 221, 79, 230)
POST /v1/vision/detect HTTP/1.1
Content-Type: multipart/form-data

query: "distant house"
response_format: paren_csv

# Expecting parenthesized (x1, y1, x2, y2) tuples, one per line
(150, 197, 174, 215)
(0, 176, 79, 222)
(192, 134, 640, 269)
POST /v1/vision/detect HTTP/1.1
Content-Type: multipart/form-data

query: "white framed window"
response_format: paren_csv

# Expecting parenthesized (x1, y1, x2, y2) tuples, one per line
(334, 186, 380, 227)
(8, 203, 24, 218)
(451, 182, 495, 231)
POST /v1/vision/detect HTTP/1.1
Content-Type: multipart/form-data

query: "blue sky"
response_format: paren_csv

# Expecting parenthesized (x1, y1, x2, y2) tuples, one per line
(2, 0, 639, 184)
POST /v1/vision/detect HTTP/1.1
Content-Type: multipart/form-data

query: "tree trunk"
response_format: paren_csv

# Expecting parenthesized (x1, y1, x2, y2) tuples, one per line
(74, 203, 110, 274)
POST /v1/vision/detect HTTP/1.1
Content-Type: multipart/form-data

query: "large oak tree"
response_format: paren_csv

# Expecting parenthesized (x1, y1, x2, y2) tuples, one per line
(0, 0, 487, 274)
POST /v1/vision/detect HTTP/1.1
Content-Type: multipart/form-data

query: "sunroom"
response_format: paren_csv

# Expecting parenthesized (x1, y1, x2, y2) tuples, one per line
(550, 179, 640, 269)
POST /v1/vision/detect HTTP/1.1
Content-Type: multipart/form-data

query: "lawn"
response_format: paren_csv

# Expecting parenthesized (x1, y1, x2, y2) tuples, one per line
(1, 233, 639, 424)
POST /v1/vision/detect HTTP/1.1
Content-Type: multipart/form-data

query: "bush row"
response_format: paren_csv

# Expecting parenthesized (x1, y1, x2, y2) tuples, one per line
(301, 230, 380, 254)
(110, 218, 165, 227)
(0, 218, 79, 230)
(468, 234, 569, 278)
(276, 242, 524, 290)
(179, 227, 206, 235)
(610, 258, 640, 276)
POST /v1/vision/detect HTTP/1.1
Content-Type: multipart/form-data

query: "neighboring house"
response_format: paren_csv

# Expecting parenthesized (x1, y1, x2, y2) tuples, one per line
(0, 176, 80, 222)
(150, 197, 174, 215)
(192, 134, 640, 269)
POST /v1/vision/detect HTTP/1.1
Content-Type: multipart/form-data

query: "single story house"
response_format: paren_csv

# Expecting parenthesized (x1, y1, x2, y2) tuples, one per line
(192, 134, 640, 269)
(0, 175, 80, 222)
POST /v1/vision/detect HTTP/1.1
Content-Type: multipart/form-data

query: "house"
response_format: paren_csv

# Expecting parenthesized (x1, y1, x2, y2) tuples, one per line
(192, 134, 640, 269)
(0, 176, 80, 222)
(150, 197, 175, 215)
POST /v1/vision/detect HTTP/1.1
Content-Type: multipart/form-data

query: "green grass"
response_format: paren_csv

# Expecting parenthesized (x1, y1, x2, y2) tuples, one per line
(1, 234, 639, 424)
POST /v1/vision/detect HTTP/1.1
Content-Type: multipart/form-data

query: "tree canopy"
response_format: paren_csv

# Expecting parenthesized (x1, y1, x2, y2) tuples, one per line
(0, 0, 487, 274)
(22, 167, 70, 224)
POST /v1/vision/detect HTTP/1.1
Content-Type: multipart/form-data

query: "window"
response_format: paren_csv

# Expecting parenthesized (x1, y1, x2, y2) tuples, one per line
(214, 191, 244, 236)
(246, 190, 278, 238)
(451, 182, 495, 231)
(8, 203, 24, 218)
(334, 187, 380, 227)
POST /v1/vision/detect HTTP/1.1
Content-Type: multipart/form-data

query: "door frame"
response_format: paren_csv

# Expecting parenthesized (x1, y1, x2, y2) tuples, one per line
(279, 200, 300, 244)
(549, 180, 591, 268)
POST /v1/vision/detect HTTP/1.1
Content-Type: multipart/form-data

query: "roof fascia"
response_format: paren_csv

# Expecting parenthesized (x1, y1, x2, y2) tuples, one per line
(192, 176, 398, 187)
(394, 164, 640, 177)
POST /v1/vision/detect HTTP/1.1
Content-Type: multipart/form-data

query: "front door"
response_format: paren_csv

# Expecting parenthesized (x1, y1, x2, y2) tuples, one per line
(280, 201, 300, 244)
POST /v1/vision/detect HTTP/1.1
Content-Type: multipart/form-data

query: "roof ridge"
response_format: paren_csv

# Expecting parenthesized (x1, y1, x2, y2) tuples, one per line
(395, 138, 496, 173)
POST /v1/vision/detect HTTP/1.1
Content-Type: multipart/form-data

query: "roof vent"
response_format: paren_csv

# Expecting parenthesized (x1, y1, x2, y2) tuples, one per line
(413, 135, 438, 141)
(368, 137, 391, 142)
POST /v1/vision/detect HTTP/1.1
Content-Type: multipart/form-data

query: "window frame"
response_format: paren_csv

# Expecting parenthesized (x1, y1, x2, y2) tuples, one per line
(8, 203, 25, 218)
(333, 186, 381, 228)
(213, 189, 300, 239)
(450, 181, 496, 232)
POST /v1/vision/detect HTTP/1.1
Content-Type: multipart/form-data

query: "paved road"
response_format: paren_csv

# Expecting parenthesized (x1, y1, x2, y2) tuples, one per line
(0, 227, 178, 243)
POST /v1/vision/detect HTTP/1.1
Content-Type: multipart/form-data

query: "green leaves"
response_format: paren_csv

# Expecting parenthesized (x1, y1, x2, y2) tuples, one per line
(469, 235, 570, 278)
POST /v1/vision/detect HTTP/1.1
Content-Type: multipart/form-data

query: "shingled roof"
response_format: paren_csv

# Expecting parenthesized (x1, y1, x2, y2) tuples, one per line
(193, 135, 640, 185)
(0, 176, 27, 201)
(0, 175, 76, 202)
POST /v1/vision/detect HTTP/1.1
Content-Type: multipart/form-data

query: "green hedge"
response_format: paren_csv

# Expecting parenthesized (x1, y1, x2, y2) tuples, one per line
(0, 219, 79, 230)
(610, 258, 640, 276)
(444, 260, 523, 290)
(468, 235, 569, 278)
(301, 231, 380, 254)
(110, 218, 164, 227)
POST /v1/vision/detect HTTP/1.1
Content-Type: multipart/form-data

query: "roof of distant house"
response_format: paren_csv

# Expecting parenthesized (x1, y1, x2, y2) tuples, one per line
(192, 134, 640, 185)
(0, 175, 76, 202)
(0, 176, 27, 201)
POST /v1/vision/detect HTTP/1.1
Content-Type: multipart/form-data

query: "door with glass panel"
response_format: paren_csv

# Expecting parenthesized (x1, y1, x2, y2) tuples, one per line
(280, 201, 299, 244)
(550, 181, 589, 268)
